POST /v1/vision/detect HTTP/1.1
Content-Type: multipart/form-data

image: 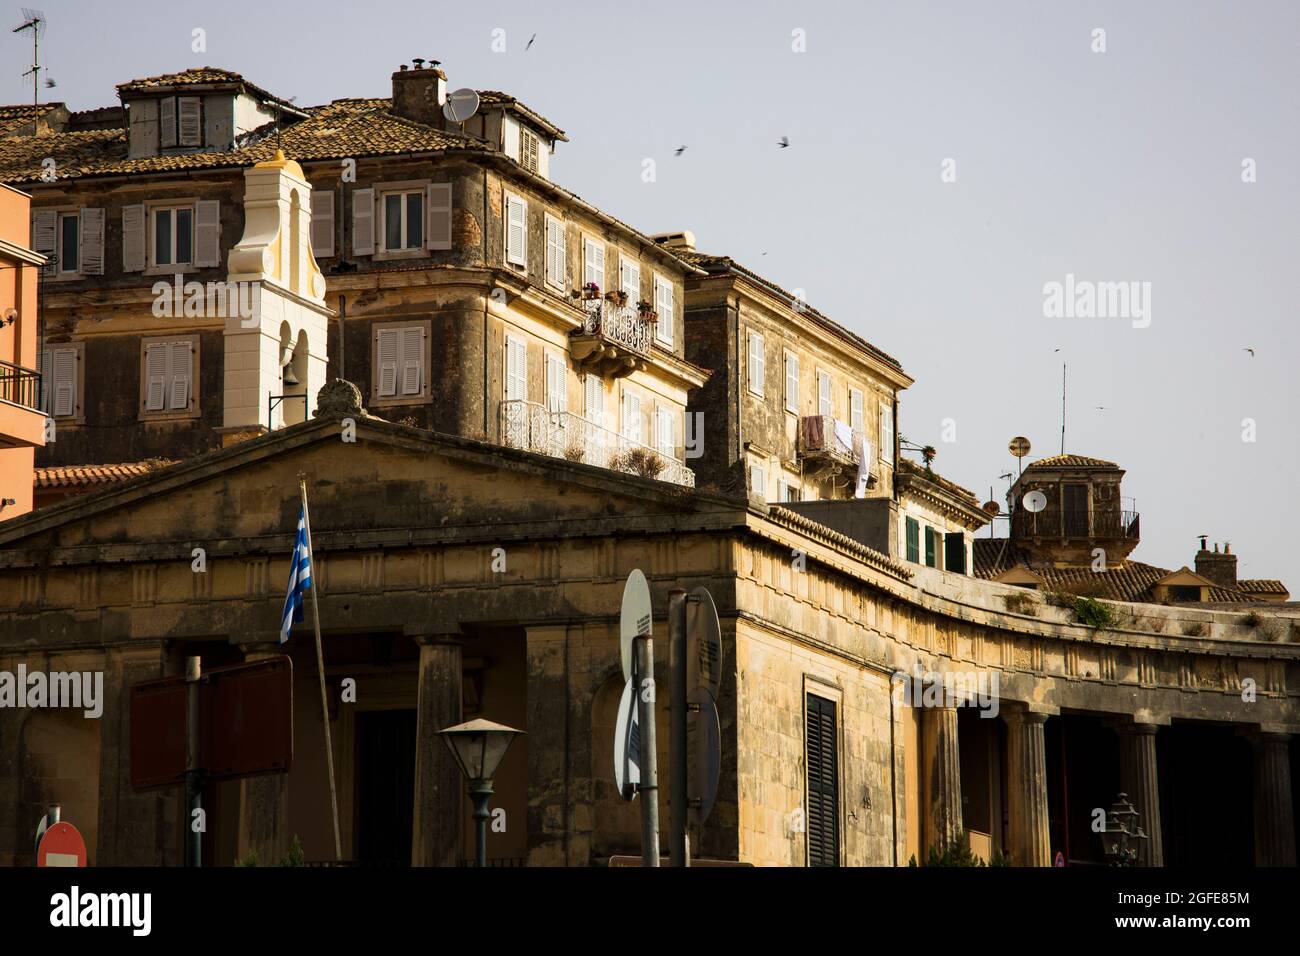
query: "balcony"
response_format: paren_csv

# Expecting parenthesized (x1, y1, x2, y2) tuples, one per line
(567, 297, 653, 379)
(1011, 507, 1140, 541)
(0, 360, 45, 448)
(0, 360, 40, 412)
(798, 415, 871, 483)
(500, 400, 695, 488)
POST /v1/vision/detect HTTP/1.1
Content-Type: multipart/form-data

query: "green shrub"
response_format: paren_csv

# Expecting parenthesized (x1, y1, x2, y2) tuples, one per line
(1073, 596, 1117, 629)
(907, 834, 1006, 867)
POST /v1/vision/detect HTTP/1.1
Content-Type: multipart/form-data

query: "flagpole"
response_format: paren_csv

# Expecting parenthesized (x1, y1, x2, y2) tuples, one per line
(299, 475, 343, 860)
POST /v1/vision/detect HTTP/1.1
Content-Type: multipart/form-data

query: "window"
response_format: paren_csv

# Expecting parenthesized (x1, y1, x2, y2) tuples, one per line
(622, 390, 642, 443)
(784, 352, 799, 413)
(1169, 585, 1202, 602)
(374, 325, 426, 400)
(57, 213, 79, 274)
(160, 95, 203, 148)
(817, 370, 833, 418)
(621, 259, 640, 306)
(750, 464, 767, 500)
(141, 338, 195, 415)
(850, 388, 864, 433)
(654, 274, 674, 346)
(505, 193, 527, 267)
(924, 527, 937, 568)
(505, 336, 527, 401)
(583, 237, 605, 291)
(153, 205, 194, 267)
(545, 352, 567, 413)
(655, 406, 675, 458)
(778, 478, 801, 503)
(40, 345, 79, 419)
(584, 374, 604, 425)
(746, 331, 765, 397)
(520, 129, 541, 173)
(905, 517, 920, 563)
(382, 190, 424, 251)
(544, 214, 566, 289)
(944, 532, 967, 574)
(880, 403, 894, 464)
(805, 693, 839, 867)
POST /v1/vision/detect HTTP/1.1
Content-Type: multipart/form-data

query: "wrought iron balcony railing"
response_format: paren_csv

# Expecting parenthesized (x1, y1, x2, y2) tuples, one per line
(0, 359, 41, 412)
(1011, 507, 1140, 540)
(798, 415, 869, 464)
(567, 298, 654, 378)
(500, 399, 695, 488)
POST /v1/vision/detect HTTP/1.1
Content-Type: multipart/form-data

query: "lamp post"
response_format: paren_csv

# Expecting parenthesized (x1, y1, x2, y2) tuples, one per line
(439, 718, 524, 868)
(1099, 792, 1148, 866)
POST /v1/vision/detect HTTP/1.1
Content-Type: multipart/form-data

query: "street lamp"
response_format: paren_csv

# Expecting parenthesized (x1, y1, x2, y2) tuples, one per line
(1099, 792, 1148, 866)
(439, 718, 524, 867)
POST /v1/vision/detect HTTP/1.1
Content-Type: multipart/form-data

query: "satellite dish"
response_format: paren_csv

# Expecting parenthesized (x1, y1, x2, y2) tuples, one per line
(1008, 436, 1031, 458)
(442, 88, 480, 124)
(982, 500, 1001, 516)
(1023, 490, 1048, 513)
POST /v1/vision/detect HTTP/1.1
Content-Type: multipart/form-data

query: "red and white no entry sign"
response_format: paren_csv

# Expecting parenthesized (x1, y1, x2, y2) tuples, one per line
(37, 822, 87, 868)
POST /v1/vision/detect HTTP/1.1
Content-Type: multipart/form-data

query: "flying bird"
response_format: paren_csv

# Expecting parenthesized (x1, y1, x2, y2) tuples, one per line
(526, 33, 536, 50)
(777, 136, 789, 148)
(674, 145, 687, 157)
(44, 77, 56, 89)
(1243, 348, 1255, 356)
(1094, 406, 1107, 411)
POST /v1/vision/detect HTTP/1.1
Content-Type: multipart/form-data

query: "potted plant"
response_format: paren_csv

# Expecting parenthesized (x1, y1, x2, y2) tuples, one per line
(637, 300, 658, 323)
(581, 282, 601, 301)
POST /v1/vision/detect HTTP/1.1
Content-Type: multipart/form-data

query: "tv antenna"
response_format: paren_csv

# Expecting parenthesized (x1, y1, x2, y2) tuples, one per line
(1060, 362, 1067, 455)
(12, 8, 45, 107)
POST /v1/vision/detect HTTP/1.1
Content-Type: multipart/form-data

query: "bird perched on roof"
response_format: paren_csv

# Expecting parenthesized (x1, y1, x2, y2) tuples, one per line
(777, 136, 790, 148)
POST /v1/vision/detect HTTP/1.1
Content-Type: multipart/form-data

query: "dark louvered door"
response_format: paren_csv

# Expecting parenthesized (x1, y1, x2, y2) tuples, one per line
(805, 693, 840, 867)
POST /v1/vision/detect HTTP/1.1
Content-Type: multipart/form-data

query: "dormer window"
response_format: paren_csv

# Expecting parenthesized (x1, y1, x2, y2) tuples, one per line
(160, 96, 203, 148)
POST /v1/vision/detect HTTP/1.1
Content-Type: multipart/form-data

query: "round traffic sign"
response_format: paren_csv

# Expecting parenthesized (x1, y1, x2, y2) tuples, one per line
(612, 677, 640, 801)
(37, 821, 87, 868)
(686, 687, 721, 827)
(686, 587, 723, 699)
(619, 569, 652, 683)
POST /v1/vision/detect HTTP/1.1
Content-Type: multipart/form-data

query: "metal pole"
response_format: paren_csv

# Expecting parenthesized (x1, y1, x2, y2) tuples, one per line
(300, 478, 343, 860)
(668, 588, 688, 867)
(185, 656, 201, 868)
(470, 781, 493, 867)
(634, 634, 659, 866)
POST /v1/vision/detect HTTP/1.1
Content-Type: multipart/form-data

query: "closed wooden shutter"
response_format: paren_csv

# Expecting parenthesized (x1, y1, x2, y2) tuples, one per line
(178, 97, 202, 146)
(160, 96, 176, 147)
(400, 326, 424, 396)
(654, 276, 673, 345)
(747, 332, 764, 396)
(880, 404, 894, 463)
(805, 693, 839, 867)
(906, 518, 920, 563)
(193, 201, 220, 268)
(585, 374, 603, 425)
(426, 183, 452, 250)
(78, 208, 104, 275)
(622, 391, 641, 443)
(352, 188, 375, 256)
(168, 341, 191, 410)
(505, 336, 527, 401)
(311, 188, 335, 258)
(376, 328, 399, 397)
(818, 372, 832, 418)
(544, 215, 565, 289)
(121, 204, 146, 272)
(31, 209, 56, 257)
(51, 348, 76, 418)
(583, 238, 604, 291)
(546, 353, 566, 413)
(144, 343, 168, 411)
(924, 527, 937, 568)
(505, 194, 527, 266)
(621, 260, 639, 304)
(785, 353, 799, 412)
(850, 389, 864, 433)
(656, 407, 674, 457)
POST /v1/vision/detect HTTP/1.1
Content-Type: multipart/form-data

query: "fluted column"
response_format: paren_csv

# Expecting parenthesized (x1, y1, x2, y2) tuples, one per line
(1003, 706, 1051, 867)
(1117, 722, 1164, 866)
(411, 630, 463, 867)
(1251, 733, 1296, 867)
(921, 705, 964, 855)
(236, 640, 291, 865)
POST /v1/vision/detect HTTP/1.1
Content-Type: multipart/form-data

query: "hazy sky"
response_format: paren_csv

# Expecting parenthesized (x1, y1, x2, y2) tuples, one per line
(11, 0, 1298, 587)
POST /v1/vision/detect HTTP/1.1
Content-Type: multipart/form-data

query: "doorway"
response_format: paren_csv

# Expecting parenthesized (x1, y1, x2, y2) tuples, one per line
(354, 709, 417, 865)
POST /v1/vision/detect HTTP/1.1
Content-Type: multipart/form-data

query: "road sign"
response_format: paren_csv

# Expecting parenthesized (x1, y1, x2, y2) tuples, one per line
(130, 656, 294, 790)
(686, 686, 721, 827)
(686, 586, 723, 698)
(612, 678, 640, 801)
(37, 822, 86, 868)
(619, 569, 652, 683)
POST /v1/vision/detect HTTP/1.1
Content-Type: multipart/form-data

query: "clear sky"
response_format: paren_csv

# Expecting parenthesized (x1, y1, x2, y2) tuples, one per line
(11, 0, 1298, 587)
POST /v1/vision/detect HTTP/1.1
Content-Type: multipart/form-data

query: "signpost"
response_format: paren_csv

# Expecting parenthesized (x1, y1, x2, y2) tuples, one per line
(619, 570, 658, 866)
(37, 821, 87, 868)
(612, 678, 640, 800)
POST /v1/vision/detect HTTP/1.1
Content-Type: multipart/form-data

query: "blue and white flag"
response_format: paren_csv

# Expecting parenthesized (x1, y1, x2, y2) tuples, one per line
(280, 504, 312, 644)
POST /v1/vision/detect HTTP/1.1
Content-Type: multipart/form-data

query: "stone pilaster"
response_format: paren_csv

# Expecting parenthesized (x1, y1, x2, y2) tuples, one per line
(1003, 706, 1051, 867)
(921, 705, 963, 855)
(236, 641, 291, 865)
(1250, 732, 1296, 867)
(1116, 721, 1163, 866)
(410, 629, 463, 867)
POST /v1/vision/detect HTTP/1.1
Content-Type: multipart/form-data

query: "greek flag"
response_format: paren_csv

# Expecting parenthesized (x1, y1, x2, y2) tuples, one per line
(280, 504, 312, 644)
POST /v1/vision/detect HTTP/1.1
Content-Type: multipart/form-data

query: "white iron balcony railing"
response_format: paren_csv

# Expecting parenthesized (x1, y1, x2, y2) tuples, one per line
(577, 298, 653, 356)
(500, 399, 695, 488)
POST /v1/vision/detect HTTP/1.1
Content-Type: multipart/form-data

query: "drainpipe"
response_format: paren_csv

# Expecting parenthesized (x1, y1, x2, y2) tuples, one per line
(483, 168, 490, 439)
(337, 293, 345, 381)
(734, 301, 743, 481)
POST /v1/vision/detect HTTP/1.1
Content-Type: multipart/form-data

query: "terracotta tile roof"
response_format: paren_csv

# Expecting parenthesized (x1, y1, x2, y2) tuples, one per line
(1024, 454, 1119, 470)
(476, 90, 568, 141)
(672, 249, 905, 374)
(115, 67, 296, 109)
(1239, 579, 1288, 595)
(0, 103, 61, 135)
(36, 460, 178, 489)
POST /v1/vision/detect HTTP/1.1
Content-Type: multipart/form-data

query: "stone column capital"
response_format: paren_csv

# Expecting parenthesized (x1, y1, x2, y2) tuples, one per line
(1001, 702, 1051, 726)
(408, 623, 464, 647)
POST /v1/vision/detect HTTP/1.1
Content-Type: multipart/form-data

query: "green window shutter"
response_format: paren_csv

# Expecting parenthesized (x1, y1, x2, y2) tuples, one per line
(924, 527, 936, 567)
(805, 694, 839, 867)
(906, 518, 920, 563)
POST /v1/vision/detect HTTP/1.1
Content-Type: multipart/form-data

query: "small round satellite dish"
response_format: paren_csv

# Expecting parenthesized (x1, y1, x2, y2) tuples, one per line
(982, 500, 1001, 516)
(1008, 436, 1031, 458)
(1023, 490, 1048, 513)
(443, 88, 480, 124)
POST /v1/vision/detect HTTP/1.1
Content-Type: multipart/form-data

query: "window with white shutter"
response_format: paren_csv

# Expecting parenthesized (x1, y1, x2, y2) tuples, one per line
(178, 97, 202, 147)
(31, 209, 56, 260)
(311, 188, 335, 258)
(654, 275, 673, 346)
(750, 464, 767, 500)
(784, 352, 800, 413)
(41, 346, 78, 418)
(352, 188, 375, 256)
(656, 406, 674, 458)
(621, 259, 640, 305)
(505, 335, 527, 401)
(817, 370, 833, 418)
(519, 129, 541, 173)
(193, 201, 220, 268)
(372, 324, 427, 402)
(425, 183, 453, 251)
(376, 328, 400, 398)
(622, 390, 642, 443)
(584, 374, 604, 425)
(544, 214, 565, 290)
(505, 193, 527, 267)
(78, 208, 104, 275)
(160, 96, 176, 147)
(546, 352, 567, 413)
(168, 341, 191, 410)
(583, 237, 604, 292)
(400, 326, 424, 396)
(122, 205, 146, 273)
(143, 342, 167, 412)
(141, 339, 195, 415)
(850, 388, 864, 433)
(746, 331, 765, 397)
(880, 403, 895, 464)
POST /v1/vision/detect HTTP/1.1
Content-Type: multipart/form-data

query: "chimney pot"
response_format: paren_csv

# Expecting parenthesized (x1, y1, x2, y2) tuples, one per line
(399, 64, 408, 71)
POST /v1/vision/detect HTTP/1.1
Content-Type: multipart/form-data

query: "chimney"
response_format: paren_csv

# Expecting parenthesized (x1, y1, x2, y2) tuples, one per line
(391, 59, 447, 127)
(652, 231, 696, 252)
(1195, 540, 1238, 589)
